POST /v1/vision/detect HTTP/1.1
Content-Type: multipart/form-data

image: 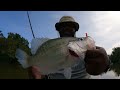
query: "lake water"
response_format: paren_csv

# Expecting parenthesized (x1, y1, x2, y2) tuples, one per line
(91, 70, 120, 79)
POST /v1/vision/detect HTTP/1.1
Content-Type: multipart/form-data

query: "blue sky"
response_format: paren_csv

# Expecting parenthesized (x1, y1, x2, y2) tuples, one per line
(0, 11, 120, 55)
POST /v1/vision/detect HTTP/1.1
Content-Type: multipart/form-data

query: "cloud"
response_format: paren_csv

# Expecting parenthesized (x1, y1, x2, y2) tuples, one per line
(90, 11, 120, 54)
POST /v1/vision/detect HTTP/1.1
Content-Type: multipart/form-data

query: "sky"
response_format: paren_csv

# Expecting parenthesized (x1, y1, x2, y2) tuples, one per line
(0, 11, 120, 55)
(0, 11, 120, 79)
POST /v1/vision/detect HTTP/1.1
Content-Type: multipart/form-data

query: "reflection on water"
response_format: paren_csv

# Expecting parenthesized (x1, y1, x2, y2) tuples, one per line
(91, 70, 120, 79)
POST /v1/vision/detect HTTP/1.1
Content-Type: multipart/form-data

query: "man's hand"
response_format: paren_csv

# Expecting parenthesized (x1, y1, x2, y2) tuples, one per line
(84, 46, 110, 75)
(28, 66, 46, 79)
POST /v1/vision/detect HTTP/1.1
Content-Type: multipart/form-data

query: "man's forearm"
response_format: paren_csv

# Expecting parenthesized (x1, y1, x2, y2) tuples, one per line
(28, 66, 42, 79)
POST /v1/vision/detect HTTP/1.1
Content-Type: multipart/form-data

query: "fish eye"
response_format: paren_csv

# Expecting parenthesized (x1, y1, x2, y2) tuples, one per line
(78, 37, 84, 41)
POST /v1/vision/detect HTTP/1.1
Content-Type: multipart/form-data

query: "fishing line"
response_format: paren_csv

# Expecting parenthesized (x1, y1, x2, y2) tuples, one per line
(27, 11, 35, 38)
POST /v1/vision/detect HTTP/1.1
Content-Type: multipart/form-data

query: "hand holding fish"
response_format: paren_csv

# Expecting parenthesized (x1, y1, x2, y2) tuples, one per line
(84, 46, 110, 75)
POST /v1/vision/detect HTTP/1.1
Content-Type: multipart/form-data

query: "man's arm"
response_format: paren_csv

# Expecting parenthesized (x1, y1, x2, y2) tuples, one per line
(28, 66, 48, 79)
(84, 46, 111, 75)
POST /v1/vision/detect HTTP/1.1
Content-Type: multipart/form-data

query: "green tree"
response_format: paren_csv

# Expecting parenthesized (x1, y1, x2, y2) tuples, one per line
(0, 31, 7, 54)
(0, 32, 31, 63)
(109, 47, 120, 76)
(0, 31, 30, 79)
(6, 33, 31, 61)
(0, 31, 4, 38)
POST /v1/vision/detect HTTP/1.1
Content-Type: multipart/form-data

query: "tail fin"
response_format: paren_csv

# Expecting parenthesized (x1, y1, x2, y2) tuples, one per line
(15, 49, 29, 68)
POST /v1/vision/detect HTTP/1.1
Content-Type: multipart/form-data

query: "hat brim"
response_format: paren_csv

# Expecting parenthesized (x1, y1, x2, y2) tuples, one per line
(55, 22, 79, 31)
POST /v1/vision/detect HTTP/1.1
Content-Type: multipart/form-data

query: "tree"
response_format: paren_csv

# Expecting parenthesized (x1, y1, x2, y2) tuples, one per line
(0, 31, 6, 54)
(0, 31, 4, 38)
(0, 32, 31, 64)
(0, 31, 31, 79)
(109, 47, 120, 76)
(6, 33, 31, 60)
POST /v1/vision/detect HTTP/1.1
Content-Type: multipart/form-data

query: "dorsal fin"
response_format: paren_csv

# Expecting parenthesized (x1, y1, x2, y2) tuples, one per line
(31, 38, 50, 55)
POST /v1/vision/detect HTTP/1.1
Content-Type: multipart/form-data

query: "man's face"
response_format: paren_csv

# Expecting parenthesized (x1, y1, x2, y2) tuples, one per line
(59, 25, 76, 37)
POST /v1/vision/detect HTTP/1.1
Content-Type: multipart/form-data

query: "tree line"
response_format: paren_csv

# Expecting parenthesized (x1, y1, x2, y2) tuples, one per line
(0, 31, 31, 64)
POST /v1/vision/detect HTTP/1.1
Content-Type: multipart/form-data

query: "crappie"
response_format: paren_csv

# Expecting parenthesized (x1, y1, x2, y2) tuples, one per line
(15, 36, 96, 75)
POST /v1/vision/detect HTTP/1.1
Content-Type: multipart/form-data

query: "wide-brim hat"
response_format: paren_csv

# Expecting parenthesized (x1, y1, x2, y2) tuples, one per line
(55, 16, 79, 31)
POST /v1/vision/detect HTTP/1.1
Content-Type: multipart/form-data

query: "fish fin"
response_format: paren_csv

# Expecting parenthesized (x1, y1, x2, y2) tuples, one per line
(64, 67, 72, 79)
(31, 38, 50, 55)
(15, 49, 29, 68)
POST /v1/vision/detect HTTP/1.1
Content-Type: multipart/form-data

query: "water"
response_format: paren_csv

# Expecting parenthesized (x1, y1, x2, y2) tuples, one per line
(91, 70, 120, 79)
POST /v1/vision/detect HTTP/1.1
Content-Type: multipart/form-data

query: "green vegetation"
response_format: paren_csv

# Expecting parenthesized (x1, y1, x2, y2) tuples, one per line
(109, 47, 120, 76)
(0, 31, 31, 79)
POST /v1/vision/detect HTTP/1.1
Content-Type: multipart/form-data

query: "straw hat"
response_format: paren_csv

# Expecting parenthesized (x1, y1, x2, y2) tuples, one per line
(55, 16, 79, 31)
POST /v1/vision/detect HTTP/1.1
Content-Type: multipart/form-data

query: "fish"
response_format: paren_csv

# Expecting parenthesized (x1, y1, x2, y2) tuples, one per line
(15, 36, 96, 76)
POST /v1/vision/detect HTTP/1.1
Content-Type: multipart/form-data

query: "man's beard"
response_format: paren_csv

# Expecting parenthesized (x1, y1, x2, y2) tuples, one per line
(59, 31, 76, 37)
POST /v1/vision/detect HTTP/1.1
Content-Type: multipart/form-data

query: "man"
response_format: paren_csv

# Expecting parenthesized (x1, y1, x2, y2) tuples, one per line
(28, 16, 111, 79)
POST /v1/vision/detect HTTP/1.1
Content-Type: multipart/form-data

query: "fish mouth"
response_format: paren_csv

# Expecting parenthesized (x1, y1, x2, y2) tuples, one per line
(68, 49, 79, 57)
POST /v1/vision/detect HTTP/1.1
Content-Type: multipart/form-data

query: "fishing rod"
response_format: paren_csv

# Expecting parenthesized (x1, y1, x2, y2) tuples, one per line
(27, 11, 35, 38)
